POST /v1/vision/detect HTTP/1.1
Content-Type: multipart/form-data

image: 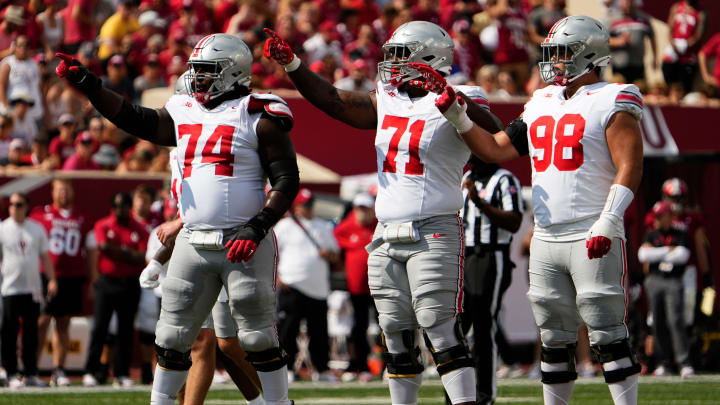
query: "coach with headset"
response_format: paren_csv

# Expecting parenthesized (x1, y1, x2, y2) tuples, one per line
(458, 157, 524, 405)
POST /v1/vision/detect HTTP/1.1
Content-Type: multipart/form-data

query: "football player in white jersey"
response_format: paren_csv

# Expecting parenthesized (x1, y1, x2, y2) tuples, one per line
(413, 15, 644, 405)
(55, 33, 299, 405)
(264, 21, 503, 405)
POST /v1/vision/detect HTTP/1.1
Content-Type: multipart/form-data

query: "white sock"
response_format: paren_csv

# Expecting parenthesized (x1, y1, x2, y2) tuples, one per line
(604, 358, 638, 405)
(257, 365, 290, 405)
(543, 381, 575, 405)
(441, 367, 476, 404)
(388, 374, 423, 405)
(247, 394, 266, 405)
(150, 367, 188, 405)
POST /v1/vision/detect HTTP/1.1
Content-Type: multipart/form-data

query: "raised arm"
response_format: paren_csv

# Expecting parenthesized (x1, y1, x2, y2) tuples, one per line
(263, 28, 377, 129)
(225, 116, 300, 263)
(55, 53, 176, 146)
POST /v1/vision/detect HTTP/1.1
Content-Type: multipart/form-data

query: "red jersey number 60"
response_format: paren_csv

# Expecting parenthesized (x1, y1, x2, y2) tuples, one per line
(529, 114, 585, 172)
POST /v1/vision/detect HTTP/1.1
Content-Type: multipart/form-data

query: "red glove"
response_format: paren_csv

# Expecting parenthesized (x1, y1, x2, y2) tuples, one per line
(225, 239, 259, 263)
(263, 28, 295, 66)
(435, 85, 464, 114)
(406, 62, 447, 94)
(55, 52, 102, 94)
(586, 236, 612, 259)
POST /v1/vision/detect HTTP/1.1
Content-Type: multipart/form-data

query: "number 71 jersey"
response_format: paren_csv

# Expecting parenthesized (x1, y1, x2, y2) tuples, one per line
(165, 93, 292, 230)
(522, 82, 643, 235)
(374, 82, 489, 224)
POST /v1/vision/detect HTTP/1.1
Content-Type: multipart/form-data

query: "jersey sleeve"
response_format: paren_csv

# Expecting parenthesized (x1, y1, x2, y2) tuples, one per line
(248, 93, 294, 131)
(603, 84, 643, 128)
(499, 175, 523, 216)
(506, 117, 529, 157)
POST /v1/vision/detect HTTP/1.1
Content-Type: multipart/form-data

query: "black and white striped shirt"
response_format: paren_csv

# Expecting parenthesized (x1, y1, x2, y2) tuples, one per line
(460, 168, 524, 248)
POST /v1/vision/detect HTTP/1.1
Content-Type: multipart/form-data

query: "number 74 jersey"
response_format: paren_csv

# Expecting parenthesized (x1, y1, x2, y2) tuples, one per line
(165, 92, 292, 230)
(522, 82, 643, 238)
(374, 82, 490, 224)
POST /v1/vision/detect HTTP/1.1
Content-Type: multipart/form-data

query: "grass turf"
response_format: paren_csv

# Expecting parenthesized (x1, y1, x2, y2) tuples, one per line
(1, 376, 720, 404)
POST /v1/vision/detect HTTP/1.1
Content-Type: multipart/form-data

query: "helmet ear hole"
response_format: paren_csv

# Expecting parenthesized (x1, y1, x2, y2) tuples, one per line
(585, 52, 596, 60)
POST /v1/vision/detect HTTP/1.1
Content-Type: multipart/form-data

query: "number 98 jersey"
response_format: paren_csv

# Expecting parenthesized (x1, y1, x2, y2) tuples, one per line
(374, 82, 490, 224)
(522, 82, 643, 241)
(164, 93, 292, 230)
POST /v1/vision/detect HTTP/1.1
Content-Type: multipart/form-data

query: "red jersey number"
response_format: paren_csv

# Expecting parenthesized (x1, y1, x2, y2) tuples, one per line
(529, 114, 585, 172)
(178, 124, 235, 178)
(381, 115, 426, 175)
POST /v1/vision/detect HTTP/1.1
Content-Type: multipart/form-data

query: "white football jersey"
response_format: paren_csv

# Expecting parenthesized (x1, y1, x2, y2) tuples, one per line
(374, 82, 490, 224)
(521, 82, 643, 241)
(165, 93, 291, 230)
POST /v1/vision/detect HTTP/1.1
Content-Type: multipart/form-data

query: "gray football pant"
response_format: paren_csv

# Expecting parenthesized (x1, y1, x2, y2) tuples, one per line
(644, 273, 690, 367)
(155, 228, 278, 353)
(367, 215, 465, 333)
(527, 237, 629, 347)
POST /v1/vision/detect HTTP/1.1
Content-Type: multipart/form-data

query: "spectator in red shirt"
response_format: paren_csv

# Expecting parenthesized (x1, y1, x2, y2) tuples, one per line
(452, 19, 483, 83)
(62, 131, 100, 171)
(663, 0, 706, 93)
(487, 0, 530, 91)
(62, 0, 98, 54)
(333, 193, 377, 381)
(158, 31, 190, 81)
(343, 24, 381, 70)
(48, 113, 78, 169)
(83, 192, 148, 387)
(32, 178, 97, 387)
(699, 32, 720, 90)
(0, 6, 25, 59)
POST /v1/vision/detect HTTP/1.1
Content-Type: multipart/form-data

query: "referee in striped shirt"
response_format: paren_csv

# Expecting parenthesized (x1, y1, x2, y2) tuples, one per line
(459, 157, 524, 405)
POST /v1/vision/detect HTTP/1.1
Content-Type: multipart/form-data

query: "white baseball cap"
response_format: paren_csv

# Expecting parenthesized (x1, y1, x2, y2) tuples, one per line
(352, 193, 374, 208)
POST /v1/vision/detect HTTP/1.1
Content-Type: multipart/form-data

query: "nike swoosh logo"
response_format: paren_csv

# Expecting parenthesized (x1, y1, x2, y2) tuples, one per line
(432, 233, 446, 238)
(586, 91, 600, 95)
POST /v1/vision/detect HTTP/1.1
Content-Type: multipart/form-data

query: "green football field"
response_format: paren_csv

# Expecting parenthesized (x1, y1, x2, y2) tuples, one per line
(2, 376, 720, 404)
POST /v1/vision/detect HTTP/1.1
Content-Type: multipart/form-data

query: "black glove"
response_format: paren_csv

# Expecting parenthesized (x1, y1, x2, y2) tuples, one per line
(56, 52, 102, 95)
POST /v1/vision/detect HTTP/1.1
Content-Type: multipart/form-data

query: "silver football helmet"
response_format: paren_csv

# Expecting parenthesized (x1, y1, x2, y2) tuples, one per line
(377, 21, 454, 87)
(186, 33, 252, 103)
(174, 70, 189, 95)
(539, 15, 611, 86)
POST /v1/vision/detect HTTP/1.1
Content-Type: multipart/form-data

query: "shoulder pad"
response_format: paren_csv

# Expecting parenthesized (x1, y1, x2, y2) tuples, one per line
(455, 85, 490, 110)
(614, 84, 643, 121)
(248, 94, 294, 131)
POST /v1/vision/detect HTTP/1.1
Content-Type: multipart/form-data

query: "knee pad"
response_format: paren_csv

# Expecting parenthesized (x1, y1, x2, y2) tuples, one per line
(155, 344, 192, 371)
(381, 330, 425, 378)
(245, 346, 289, 372)
(540, 344, 578, 384)
(591, 339, 641, 383)
(238, 327, 276, 352)
(422, 321, 473, 376)
(139, 331, 156, 346)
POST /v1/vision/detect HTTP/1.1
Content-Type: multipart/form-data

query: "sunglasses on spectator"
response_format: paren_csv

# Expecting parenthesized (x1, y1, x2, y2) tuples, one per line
(9, 202, 26, 207)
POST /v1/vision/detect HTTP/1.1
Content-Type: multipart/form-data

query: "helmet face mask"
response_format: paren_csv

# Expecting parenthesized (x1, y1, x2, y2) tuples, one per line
(538, 16, 611, 86)
(377, 21, 453, 87)
(186, 34, 252, 104)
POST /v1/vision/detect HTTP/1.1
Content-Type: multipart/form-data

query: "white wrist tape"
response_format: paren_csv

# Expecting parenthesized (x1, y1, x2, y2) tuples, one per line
(602, 184, 634, 220)
(442, 99, 473, 134)
(283, 55, 301, 72)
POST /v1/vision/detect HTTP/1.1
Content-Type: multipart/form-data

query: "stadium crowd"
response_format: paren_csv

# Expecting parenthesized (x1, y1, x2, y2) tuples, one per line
(0, 0, 717, 401)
